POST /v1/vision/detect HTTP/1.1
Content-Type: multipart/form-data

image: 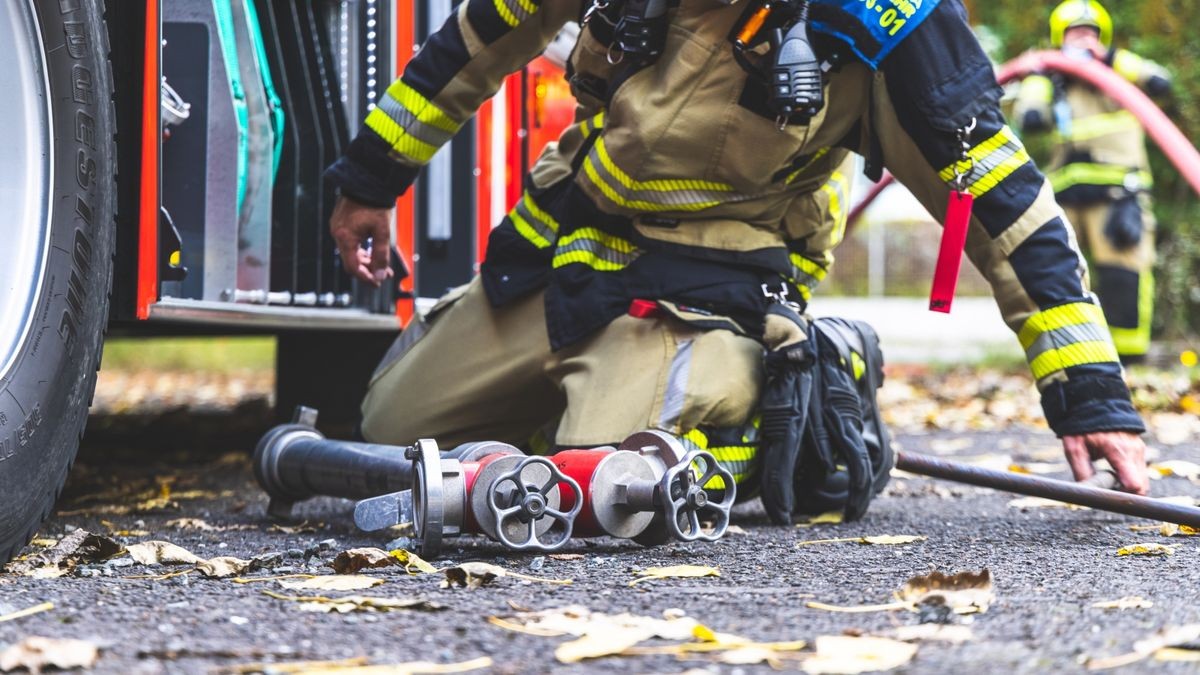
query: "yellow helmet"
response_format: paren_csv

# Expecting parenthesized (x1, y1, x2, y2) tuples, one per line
(1049, 0, 1113, 47)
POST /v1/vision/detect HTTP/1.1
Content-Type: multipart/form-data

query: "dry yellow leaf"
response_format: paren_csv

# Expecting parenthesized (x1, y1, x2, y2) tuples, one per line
(801, 635, 917, 674)
(263, 591, 443, 614)
(390, 549, 437, 574)
(279, 575, 384, 591)
(795, 511, 844, 528)
(229, 656, 492, 674)
(805, 601, 907, 614)
(1116, 542, 1178, 556)
(1150, 460, 1200, 480)
(1087, 624, 1200, 670)
(897, 569, 994, 615)
(629, 565, 720, 586)
(0, 637, 99, 672)
(557, 626, 651, 663)
(126, 541, 201, 566)
(441, 562, 571, 589)
(1092, 597, 1154, 610)
(0, 602, 53, 624)
(1008, 496, 1088, 510)
(332, 547, 397, 574)
(1155, 647, 1200, 662)
(194, 557, 251, 579)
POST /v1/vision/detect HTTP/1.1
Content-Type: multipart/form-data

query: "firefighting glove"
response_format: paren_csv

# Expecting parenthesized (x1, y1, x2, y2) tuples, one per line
(794, 319, 894, 521)
(758, 304, 817, 525)
(1103, 192, 1143, 251)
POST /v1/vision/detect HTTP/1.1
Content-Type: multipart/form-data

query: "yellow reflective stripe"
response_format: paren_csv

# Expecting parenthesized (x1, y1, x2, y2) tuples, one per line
(1023, 74, 1054, 104)
(1113, 49, 1144, 83)
(820, 170, 850, 245)
(1058, 110, 1140, 143)
(938, 126, 1031, 198)
(682, 430, 758, 490)
(1018, 302, 1119, 379)
(1109, 269, 1154, 357)
(785, 147, 831, 185)
(492, 0, 538, 27)
(368, 81, 462, 164)
(582, 138, 737, 212)
(551, 227, 640, 271)
(1049, 164, 1152, 192)
(366, 108, 438, 163)
(511, 212, 552, 249)
(593, 138, 731, 193)
(581, 111, 605, 140)
(508, 193, 559, 250)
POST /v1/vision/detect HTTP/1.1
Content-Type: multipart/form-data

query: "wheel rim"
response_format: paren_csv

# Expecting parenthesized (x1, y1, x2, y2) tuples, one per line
(0, 1, 53, 380)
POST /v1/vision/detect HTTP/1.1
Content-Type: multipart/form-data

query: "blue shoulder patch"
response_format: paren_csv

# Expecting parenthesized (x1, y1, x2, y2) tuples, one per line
(810, 0, 941, 69)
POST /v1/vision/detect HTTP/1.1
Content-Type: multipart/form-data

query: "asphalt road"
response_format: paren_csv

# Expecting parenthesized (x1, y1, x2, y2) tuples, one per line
(2, 418, 1198, 674)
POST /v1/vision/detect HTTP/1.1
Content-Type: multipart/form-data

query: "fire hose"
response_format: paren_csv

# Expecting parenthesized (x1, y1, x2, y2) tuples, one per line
(847, 50, 1200, 228)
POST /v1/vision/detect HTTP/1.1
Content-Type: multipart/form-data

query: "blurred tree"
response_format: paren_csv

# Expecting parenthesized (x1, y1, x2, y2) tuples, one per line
(968, 0, 1200, 338)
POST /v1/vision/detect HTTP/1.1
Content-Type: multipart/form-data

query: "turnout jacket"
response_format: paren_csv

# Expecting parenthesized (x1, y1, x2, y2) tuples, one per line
(1014, 48, 1170, 204)
(327, 0, 1144, 437)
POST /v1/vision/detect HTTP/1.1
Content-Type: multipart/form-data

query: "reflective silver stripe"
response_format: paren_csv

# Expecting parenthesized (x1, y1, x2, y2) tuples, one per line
(1023, 321, 1111, 363)
(659, 339, 694, 430)
(513, 197, 558, 245)
(376, 92, 456, 148)
(553, 237, 641, 267)
(584, 145, 738, 210)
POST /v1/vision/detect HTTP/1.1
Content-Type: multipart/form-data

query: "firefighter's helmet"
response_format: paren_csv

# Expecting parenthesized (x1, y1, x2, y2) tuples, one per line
(1050, 0, 1113, 47)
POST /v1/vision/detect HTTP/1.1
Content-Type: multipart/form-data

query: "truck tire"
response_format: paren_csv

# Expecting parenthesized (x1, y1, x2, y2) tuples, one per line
(0, 0, 115, 564)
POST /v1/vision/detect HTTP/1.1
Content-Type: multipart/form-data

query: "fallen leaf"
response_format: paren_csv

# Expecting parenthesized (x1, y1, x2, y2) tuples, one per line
(1157, 523, 1200, 537)
(1150, 460, 1200, 480)
(805, 601, 908, 614)
(630, 565, 720, 586)
(891, 624, 974, 643)
(1156, 647, 1200, 662)
(1116, 542, 1178, 556)
(195, 557, 251, 579)
(441, 562, 571, 589)
(557, 626, 654, 663)
(1087, 624, 1200, 670)
(795, 511, 843, 528)
(126, 541, 201, 565)
(221, 657, 370, 674)
(231, 574, 315, 585)
(0, 637, 99, 672)
(165, 518, 217, 531)
(332, 548, 397, 574)
(263, 591, 443, 614)
(0, 602, 54, 624)
(267, 521, 322, 534)
(1008, 496, 1088, 510)
(279, 575, 384, 591)
(897, 569, 994, 615)
(801, 635, 917, 674)
(390, 549, 437, 574)
(1092, 597, 1154, 610)
(29, 538, 58, 548)
(548, 553, 584, 561)
(4, 529, 124, 577)
(797, 535, 926, 547)
(929, 438, 974, 454)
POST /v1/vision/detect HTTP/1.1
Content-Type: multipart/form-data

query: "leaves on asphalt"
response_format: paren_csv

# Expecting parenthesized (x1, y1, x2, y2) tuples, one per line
(4, 530, 124, 578)
(194, 557, 252, 579)
(1092, 597, 1154, 610)
(0, 637, 100, 672)
(267, 521, 322, 534)
(1115, 542, 1178, 556)
(262, 591, 443, 614)
(898, 569, 994, 616)
(1087, 624, 1200, 670)
(279, 575, 384, 591)
(0, 602, 54, 625)
(126, 541, 201, 565)
(1008, 496, 1087, 511)
(165, 518, 254, 532)
(441, 562, 571, 589)
(797, 535, 926, 547)
(795, 511, 844, 528)
(800, 635, 917, 674)
(390, 549, 437, 574)
(331, 548, 397, 574)
(1130, 522, 1200, 537)
(629, 565, 720, 586)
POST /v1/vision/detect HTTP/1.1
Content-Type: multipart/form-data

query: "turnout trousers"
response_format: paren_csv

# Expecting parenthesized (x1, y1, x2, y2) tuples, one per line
(360, 279, 764, 450)
(1064, 194, 1157, 362)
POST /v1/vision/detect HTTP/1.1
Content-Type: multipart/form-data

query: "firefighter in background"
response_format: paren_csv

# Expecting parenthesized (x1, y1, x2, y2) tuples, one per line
(325, 0, 1151, 518)
(1014, 0, 1171, 364)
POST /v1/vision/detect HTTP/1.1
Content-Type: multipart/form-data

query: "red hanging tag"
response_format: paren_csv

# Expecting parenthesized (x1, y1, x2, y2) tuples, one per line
(929, 189, 974, 313)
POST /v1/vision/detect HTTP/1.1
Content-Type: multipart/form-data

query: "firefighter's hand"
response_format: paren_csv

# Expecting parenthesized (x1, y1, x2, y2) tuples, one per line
(1062, 431, 1149, 495)
(330, 195, 394, 287)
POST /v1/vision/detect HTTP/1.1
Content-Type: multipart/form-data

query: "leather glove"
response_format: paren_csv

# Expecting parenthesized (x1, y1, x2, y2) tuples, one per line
(758, 304, 816, 525)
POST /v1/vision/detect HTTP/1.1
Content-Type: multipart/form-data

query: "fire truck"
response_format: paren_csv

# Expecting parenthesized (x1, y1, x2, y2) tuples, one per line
(0, 0, 574, 562)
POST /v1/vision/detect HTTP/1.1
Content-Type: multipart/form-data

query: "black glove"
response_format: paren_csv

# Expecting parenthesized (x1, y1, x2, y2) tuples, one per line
(758, 304, 816, 525)
(1104, 192, 1143, 251)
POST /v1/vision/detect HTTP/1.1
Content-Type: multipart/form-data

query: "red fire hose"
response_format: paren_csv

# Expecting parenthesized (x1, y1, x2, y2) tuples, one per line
(848, 49, 1200, 227)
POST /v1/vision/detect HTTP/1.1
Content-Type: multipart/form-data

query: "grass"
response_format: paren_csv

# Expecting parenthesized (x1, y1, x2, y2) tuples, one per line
(101, 337, 276, 373)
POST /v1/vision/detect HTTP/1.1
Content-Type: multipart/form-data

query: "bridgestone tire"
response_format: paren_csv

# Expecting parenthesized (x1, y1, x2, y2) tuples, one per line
(0, 0, 115, 564)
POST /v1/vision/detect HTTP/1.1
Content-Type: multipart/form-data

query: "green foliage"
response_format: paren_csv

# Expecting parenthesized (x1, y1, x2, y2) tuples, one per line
(101, 337, 276, 373)
(969, 0, 1200, 337)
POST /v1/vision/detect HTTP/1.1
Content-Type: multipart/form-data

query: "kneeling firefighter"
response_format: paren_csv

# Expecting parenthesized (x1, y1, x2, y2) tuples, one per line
(326, 0, 1151, 524)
